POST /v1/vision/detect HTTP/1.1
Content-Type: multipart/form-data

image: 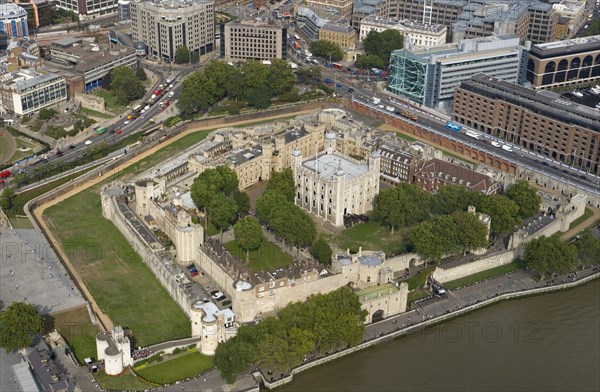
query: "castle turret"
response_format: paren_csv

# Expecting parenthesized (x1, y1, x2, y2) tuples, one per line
(325, 132, 337, 154)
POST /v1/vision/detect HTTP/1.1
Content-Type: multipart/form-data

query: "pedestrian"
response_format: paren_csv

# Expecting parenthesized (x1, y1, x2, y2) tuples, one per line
(203, 378, 206, 383)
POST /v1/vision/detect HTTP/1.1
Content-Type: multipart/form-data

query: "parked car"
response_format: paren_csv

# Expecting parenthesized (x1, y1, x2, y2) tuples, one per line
(116, 129, 122, 135)
(85, 140, 92, 145)
(212, 291, 225, 300)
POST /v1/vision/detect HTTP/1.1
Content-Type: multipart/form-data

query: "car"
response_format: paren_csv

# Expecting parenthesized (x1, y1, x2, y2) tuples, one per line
(347, 88, 354, 93)
(541, 161, 549, 166)
(190, 270, 199, 277)
(222, 300, 232, 306)
(212, 291, 224, 300)
(68, 145, 75, 150)
(109, 129, 116, 134)
(491, 141, 501, 147)
(501, 144, 513, 152)
(217, 295, 227, 302)
(85, 140, 92, 145)
(116, 129, 122, 135)
(562, 169, 570, 174)
(0, 179, 6, 186)
(124, 120, 130, 125)
(579, 175, 588, 180)
(56, 150, 63, 157)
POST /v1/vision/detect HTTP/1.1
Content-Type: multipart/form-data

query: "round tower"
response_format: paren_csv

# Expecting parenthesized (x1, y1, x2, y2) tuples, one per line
(325, 132, 337, 154)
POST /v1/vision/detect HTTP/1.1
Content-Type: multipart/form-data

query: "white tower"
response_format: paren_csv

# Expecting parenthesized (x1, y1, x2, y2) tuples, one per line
(324, 132, 337, 154)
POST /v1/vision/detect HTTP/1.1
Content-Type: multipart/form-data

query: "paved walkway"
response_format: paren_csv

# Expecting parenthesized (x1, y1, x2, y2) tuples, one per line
(561, 206, 600, 240)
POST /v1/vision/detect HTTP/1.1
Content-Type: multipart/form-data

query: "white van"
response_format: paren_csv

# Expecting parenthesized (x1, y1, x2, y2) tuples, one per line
(502, 144, 513, 152)
(465, 130, 481, 140)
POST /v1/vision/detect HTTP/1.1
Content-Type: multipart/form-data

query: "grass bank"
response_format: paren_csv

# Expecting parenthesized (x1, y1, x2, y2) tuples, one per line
(224, 239, 292, 273)
(135, 351, 214, 384)
(330, 221, 408, 257)
(43, 188, 190, 346)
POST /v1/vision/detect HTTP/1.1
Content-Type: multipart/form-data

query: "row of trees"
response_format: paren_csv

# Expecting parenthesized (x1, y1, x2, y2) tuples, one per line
(309, 40, 343, 62)
(177, 60, 296, 115)
(215, 287, 367, 382)
(174, 46, 200, 65)
(374, 181, 541, 236)
(355, 30, 404, 70)
(409, 211, 489, 262)
(524, 232, 600, 279)
(190, 166, 249, 240)
(256, 170, 317, 255)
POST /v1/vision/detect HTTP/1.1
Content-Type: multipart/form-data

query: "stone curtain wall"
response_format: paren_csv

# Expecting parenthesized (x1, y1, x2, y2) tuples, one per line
(432, 250, 517, 284)
(74, 93, 107, 113)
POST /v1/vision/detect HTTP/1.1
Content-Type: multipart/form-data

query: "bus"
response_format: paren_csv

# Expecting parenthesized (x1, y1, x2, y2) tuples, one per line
(445, 121, 462, 132)
(465, 130, 481, 140)
(132, 104, 142, 112)
(332, 63, 343, 70)
(96, 127, 107, 135)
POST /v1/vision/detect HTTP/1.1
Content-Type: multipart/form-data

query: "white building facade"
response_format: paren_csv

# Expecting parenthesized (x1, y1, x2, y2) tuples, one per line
(130, 0, 215, 62)
(292, 133, 380, 227)
(0, 69, 67, 116)
(359, 16, 447, 48)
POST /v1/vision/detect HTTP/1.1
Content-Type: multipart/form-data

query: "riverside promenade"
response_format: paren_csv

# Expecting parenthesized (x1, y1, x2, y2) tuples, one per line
(257, 264, 600, 389)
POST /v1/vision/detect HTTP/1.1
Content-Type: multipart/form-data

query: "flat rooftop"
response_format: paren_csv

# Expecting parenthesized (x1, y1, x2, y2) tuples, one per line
(356, 282, 397, 300)
(0, 229, 86, 314)
(303, 153, 369, 180)
(530, 35, 600, 58)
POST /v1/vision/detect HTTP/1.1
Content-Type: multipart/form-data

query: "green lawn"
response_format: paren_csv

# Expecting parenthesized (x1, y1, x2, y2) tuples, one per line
(0, 134, 8, 160)
(135, 351, 214, 384)
(232, 115, 298, 128)
(80, 107, 113, 119)
(94, 89, 128, 114)
(95, 369, 156, 391)
(394, 132, 418, 142)
(442, 150, 475, 164)
(444, 259, 527, 290)
(43, 189, 190, 346)
(408, 289, 430, 303)
(199, 216, 220, 236)
(568, 208, 594, 232)
(48, 306, 100, 364)
(11, 137, 42, 163)
(8, 216, 33, 229)
(224, 239, 293, 273)
(331, 221, 408, 257)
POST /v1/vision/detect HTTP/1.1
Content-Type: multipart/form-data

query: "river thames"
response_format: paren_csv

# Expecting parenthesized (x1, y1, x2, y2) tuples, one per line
(281, 280, 600, 392)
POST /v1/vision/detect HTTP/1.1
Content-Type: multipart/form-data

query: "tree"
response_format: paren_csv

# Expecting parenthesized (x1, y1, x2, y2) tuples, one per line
(452, 211, 488, 252)
(309, 40, 343, 62)
(505, 180, 541, 220)
(266, 169, 295, 202)
(38, 108, 57, 120)
(268, 59, 296, 97)
(575, 232, 600, 265)
(191, 166, 239, 228)
(233, 191, 250, 215)
(0, 187, 15, 212)
(210, 193, 238, 240)
(177, 70, 218, 116)
(214, 336, 255, 384)
(241, 61, 270, 97)
(354, 54, 385, 71)
(234, 217, 264, 262)
(311, 238, 332, 264)
(256, 191, 289, 223)
(478, 195, 520, 234)
(524, 236, 579, 279)
(430, 185, 472, 215)
(363, 29, 404, 67)
(373, 183, 431, 233)
(247, 85, 272, 109)
(296, 66, 321, 84)
(110, 66, 145, 105)
(135, 67, 148, 81)
(0, 302, 44, 352)
(204, 61, 239, 101)
(410, 217, 454, 263)
(175, 45, 191, 64)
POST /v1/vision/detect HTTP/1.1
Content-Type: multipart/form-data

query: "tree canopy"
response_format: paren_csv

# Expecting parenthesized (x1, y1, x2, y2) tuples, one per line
(409, 211, 488, 262)
(354, 54, 385, 71)
(310, 238, 333, 264)
(524, 235, 579, 279)
(174, 46, 199, 64)
(0, 302, 44, 352)
(296, 66, 322, 84)
(575, 232, 600, 265)
(177, 60, 295, 115)
(266, 169, 295, 203)
(373, 183, 431, 233)
(505, 180, 541, 220)
(234, 217, 264, 261)
(215, 287, 366, 383)
(477, 195, 520, 234)
(362, 29, 404, 67)
(309, 40, 343, 62)
(110, 66, 145, 105)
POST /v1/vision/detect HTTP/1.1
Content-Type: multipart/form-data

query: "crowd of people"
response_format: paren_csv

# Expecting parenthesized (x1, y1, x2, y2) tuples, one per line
(132, 348, 152, 360)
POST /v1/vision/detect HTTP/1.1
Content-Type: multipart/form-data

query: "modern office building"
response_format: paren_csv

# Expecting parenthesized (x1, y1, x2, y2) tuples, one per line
(117, 0, 130, 21)
(305, 0, 353, 20)
(296, 6, 352, 43)
(352, 0, 384, 30)
(359, 16, 447, 48)
(291, 137, 381, 227)
(552, 0, 587, 39)
(388, 35, 526, 108)
(525, 35, 600, 90)
(11, 0, 52, 30)
(0, 69, 67, 116)
(53, 0, 118, 19)
(383, 0, 558, 44)
(220, 19, 286, 62)
(319, 23, 355, 50)
(0, 2, 28, 37)
(48, 37, 137, 91)
(453, 74, 600, 176)
(130, 0, 215, 62)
